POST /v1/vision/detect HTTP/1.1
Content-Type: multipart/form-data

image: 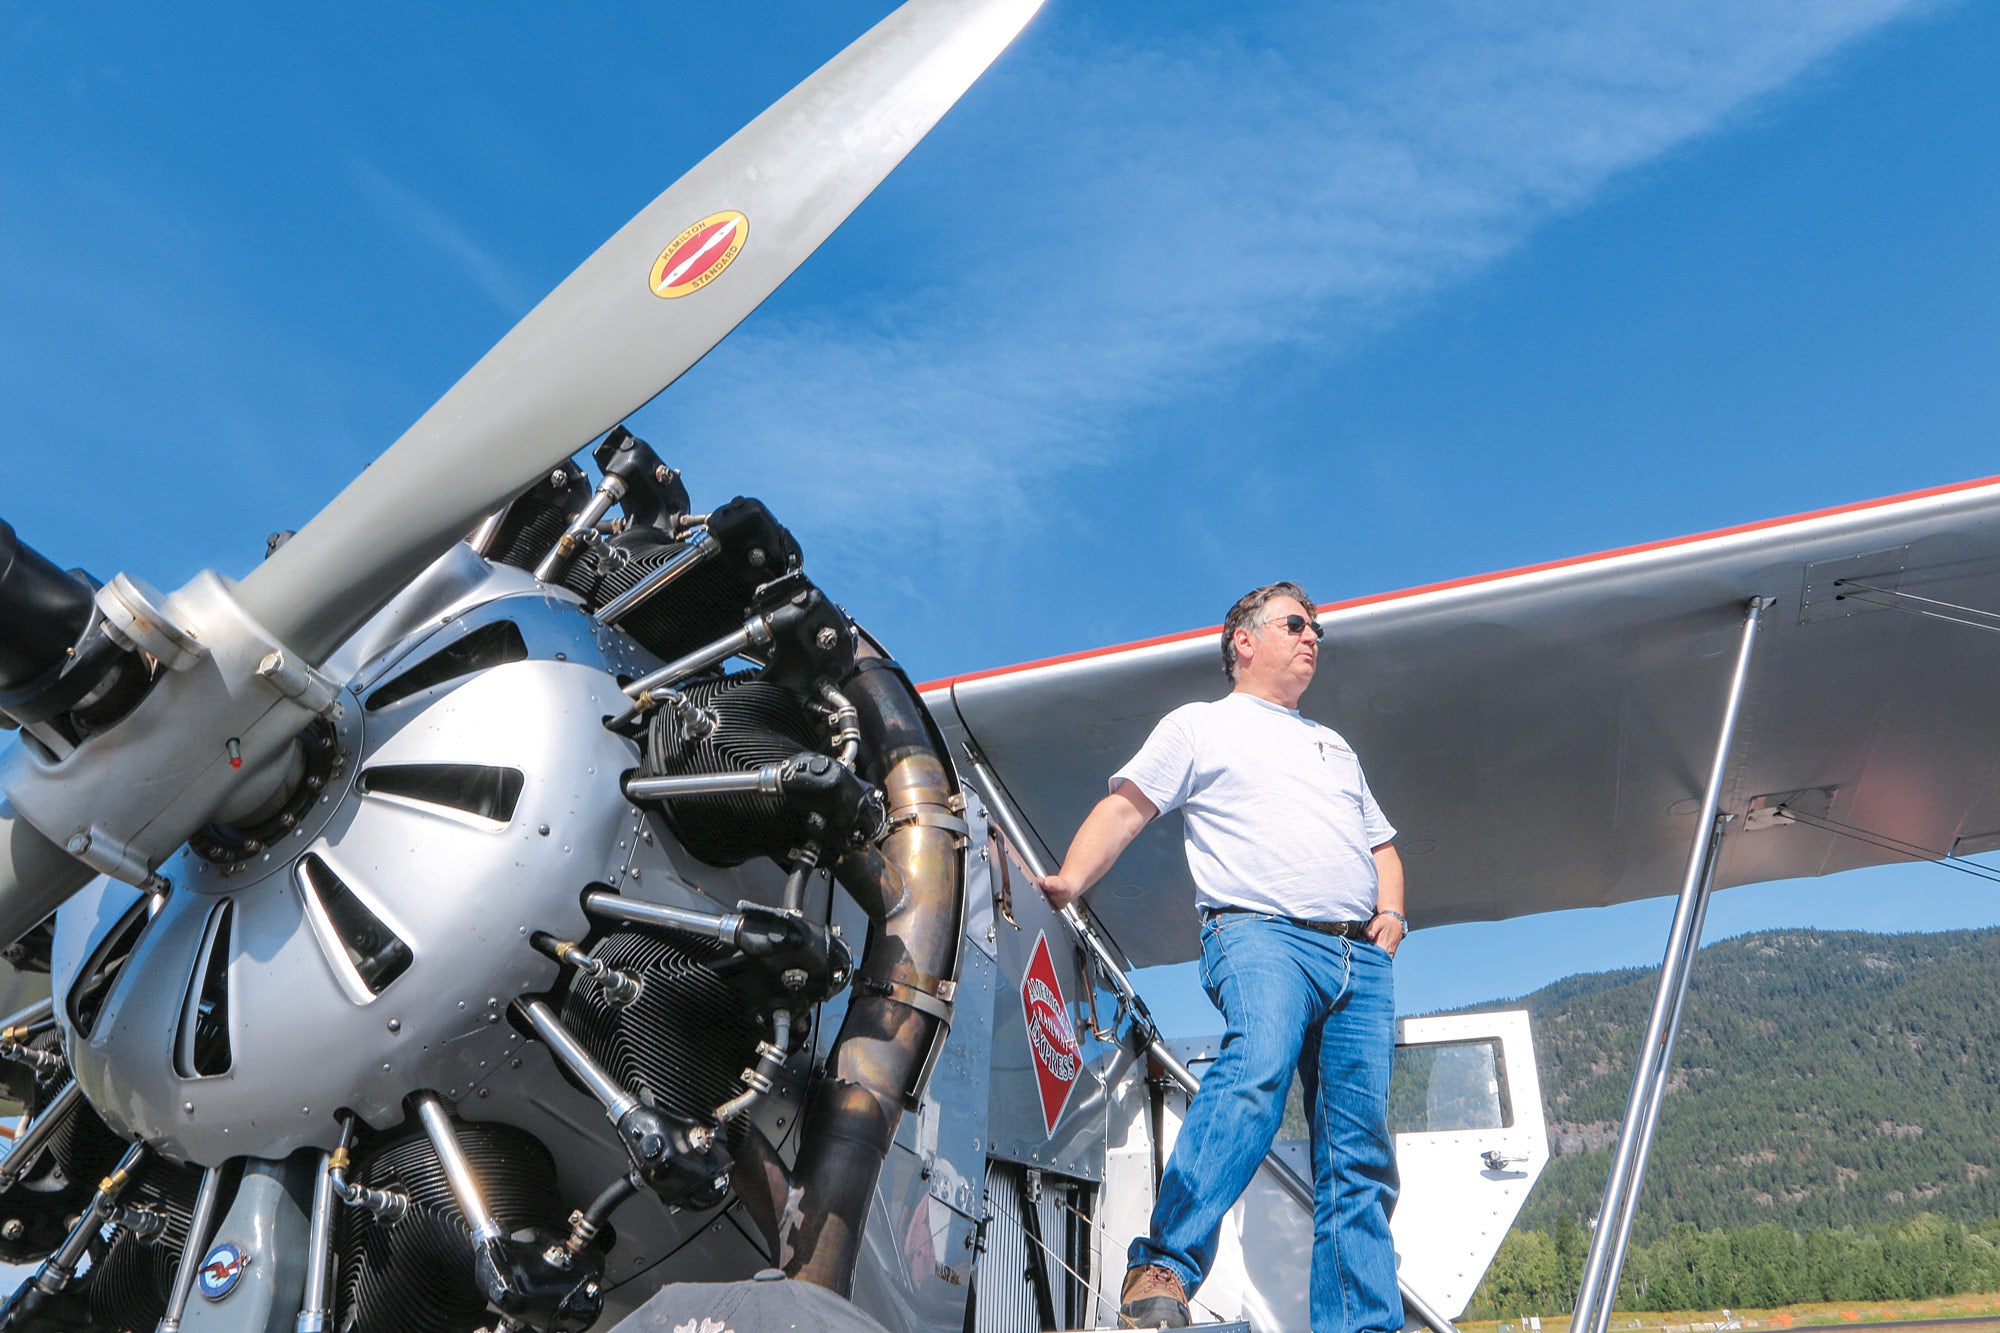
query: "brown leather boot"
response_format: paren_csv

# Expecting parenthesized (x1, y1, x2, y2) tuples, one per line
(1118, 1264, 1192, 1328)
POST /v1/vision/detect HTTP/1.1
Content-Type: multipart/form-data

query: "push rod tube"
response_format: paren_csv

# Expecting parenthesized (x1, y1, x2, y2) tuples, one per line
(0, 1080, 82, 1191)
(594, 532, 721, 626)
(159, 1164, 224, 1333)
(0, 996, 54, 1036)
(294, 1152, 337, 1333)
(533, 475, 625, 582)
(515, 999, 641, 1121)
(40, 1142, 147, 1293)
(618, 615, 775, 707)
(413, 1094, 503, 1246)
(1570, 598, 1767, 1333)
(582, 890, 744, 944)
(625, 766, 782, 801)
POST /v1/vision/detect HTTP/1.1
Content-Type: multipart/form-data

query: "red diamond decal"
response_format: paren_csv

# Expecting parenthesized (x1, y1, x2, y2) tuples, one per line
(1021, 931, 1081, 1136)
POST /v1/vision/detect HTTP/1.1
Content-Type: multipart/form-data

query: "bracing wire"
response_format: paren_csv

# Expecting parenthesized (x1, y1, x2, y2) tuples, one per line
(980, 1190, 1111, 1321)
(1775, 806, 2000, 888)
(984, 1184, 1232, 1320)
(1831, 580, 2000, 637)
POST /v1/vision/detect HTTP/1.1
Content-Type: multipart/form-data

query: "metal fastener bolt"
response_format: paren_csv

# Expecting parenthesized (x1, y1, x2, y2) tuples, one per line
(387, 1019, 402, 1033)
(815, 627, 839, 650)
(64, 833, 90, 856)
(0, 1220, 21, 1241)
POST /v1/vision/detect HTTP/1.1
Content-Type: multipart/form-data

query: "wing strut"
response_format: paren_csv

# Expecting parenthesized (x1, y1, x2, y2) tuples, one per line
(1570, 597, 1770, 1333)
(960, 743, 1466, 1333)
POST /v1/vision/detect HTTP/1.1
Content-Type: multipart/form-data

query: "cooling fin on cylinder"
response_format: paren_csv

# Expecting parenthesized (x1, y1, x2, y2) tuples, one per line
(559, 925, 767, 1127)
(0, 1085, 128, 1265)
(87, 1157, 205, 1333)
(643, 674, 829, 867)
(335, 1120, 565, 1333)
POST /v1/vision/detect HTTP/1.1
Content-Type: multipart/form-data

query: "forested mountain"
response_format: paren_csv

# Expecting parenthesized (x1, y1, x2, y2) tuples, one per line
(1456, 927, 2000, 1240)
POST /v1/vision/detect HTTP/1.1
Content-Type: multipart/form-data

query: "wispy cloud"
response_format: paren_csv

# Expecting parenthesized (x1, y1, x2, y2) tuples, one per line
(646, 0, 1934, 583)
(348, 159, 530, 317)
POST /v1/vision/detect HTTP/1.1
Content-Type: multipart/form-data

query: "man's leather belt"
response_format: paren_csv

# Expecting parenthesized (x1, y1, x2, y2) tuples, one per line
(1206, 907, 1371, 939)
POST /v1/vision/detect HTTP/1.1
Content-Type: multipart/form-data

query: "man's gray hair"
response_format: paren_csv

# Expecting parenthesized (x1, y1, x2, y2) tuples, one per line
(1221, 581, 1315, 681)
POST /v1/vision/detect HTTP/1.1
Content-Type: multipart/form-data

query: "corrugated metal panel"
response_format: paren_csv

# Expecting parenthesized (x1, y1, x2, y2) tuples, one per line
(973, 1160, 1039, 1333)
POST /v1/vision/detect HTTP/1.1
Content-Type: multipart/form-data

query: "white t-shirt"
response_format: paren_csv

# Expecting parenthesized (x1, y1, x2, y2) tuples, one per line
(1111, 692, 1396, 922)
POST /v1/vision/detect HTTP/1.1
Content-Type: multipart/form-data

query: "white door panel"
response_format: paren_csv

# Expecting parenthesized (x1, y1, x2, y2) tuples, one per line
(1117, 1010, 1546, 1332)
(1390, 1011, 1549, 1322)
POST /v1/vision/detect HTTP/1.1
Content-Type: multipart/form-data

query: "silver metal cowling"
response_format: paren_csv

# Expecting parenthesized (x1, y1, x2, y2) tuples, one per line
(48, 587, 664, 1163)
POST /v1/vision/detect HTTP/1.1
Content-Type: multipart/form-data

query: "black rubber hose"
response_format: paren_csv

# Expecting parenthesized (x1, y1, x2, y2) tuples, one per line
(0, 520, 94, 694)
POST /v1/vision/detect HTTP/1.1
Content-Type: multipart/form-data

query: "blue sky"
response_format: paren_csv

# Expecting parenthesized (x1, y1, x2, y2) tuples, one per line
(4, 1, 1998, 1025)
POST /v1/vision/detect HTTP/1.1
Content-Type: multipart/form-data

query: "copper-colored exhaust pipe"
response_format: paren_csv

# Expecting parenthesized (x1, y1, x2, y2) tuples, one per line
(737, 646, 965, 1295)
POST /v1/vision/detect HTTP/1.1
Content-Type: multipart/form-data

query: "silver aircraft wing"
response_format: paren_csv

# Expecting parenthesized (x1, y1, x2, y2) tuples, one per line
(925, 475, 2000, 968)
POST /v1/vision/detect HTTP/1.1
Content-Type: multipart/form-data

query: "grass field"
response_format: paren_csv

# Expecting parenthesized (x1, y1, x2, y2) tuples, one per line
(1461, 1291, 2000, 1333)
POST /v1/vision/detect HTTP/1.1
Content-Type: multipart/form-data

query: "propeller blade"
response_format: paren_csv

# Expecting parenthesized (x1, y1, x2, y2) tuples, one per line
(237, 0, 1044, 663)
(0, 799, 93, 951)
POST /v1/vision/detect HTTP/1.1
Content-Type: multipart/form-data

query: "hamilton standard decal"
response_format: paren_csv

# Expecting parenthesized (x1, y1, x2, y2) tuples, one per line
(650, 210, 748, 298)
(1021, 931, 1081, 1135)
(197, 1241, 249, 1301)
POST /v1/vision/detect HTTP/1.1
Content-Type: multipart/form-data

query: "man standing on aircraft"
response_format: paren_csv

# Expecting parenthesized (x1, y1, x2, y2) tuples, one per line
(1036, 582, 1406, 1332)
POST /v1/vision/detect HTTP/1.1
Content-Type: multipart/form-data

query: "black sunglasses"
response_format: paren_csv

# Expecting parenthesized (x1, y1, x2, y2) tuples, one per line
(1263, 614, 1324, 640)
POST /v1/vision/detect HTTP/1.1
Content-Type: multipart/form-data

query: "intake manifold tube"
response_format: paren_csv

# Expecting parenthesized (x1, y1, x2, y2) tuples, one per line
(740, 645, 966, 1295)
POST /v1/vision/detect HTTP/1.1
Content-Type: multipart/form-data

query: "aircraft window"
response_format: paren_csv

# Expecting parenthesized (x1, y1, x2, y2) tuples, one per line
(1271, 1036, 1513, 1142)
(1388, 1038, 1512, 1133)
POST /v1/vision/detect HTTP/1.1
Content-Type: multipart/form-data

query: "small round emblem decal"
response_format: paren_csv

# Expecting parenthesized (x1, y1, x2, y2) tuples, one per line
(198, 1241, 249, 1301)
(649, 211, 748, 298)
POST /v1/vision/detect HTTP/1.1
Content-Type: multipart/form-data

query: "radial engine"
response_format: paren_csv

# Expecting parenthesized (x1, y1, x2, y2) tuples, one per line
(0, 427, 969, 1332)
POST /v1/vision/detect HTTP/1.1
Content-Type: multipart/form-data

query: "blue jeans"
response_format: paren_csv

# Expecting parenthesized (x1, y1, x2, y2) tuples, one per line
(1129, 914, 1400, 1333)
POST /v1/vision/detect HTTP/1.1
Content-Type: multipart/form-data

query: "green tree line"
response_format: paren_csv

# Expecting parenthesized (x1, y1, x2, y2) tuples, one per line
(1451, 929, 2000, 1240)
(1468, 1214, 2000, 1319)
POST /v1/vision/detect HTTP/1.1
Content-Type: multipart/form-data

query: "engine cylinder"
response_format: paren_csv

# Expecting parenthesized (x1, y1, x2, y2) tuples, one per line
(87, 1157, 204, 1333)
(558, 927, 768, 1127)
(645, 674, 828, 867)
(334, 1119, 564, 1333)
(0, 1082, 129, 1265)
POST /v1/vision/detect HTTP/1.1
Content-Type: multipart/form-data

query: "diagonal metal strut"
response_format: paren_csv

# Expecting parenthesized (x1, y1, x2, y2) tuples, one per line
(1570, 597, 1768, 1333)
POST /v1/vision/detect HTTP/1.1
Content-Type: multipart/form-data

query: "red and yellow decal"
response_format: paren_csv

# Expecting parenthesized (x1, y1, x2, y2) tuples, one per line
(1022, 931, 1081, 1135)
(649, 210, 747, 298)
